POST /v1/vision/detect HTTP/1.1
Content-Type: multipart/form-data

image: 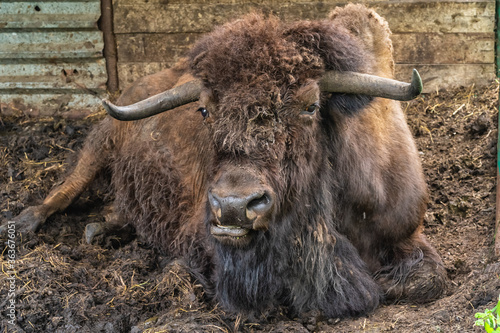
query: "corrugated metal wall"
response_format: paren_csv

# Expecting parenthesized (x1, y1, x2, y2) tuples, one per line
(0, 0, 107, 118)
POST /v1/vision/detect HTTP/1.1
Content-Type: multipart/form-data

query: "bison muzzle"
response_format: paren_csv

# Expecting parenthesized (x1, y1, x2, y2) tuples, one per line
(2, 4, 447, 319)
(208, 166, 276, 247)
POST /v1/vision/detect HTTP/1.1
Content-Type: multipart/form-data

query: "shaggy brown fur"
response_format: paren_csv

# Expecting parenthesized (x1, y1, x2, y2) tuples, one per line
(5, 4, 447, 319)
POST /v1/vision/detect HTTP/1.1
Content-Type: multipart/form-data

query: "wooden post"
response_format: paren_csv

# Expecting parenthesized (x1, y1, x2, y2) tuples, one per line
(100, 0, 119, 94)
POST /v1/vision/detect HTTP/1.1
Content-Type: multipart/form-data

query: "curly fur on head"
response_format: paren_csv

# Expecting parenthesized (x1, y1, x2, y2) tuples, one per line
(190, 14, 319, 94)
(189, 12, 372, 94)
(188, 12, 373, 157)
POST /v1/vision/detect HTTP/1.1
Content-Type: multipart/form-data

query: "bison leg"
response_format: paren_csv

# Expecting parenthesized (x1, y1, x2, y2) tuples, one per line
(319, 235, 382, 318)
(1, 119, 113, 237)
(375, 232, 448, 303)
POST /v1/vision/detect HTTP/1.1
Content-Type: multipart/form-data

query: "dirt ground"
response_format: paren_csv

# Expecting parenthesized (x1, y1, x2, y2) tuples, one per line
(0, 82, 499, 332)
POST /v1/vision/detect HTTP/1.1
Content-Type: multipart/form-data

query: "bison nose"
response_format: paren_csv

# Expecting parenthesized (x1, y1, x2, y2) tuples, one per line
(208, 190, 274, 229)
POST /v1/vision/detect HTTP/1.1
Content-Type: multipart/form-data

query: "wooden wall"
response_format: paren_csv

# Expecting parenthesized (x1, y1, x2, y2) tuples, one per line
(113, 0, 497, 93)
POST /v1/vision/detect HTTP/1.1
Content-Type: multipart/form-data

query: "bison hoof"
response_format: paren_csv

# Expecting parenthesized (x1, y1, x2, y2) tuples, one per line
(378, 258, 448, 303)
(85, 222, 106, 244)
(0, 205, 48, 238)
(400, 263, 448, 303)
(85, 222, 136, 248)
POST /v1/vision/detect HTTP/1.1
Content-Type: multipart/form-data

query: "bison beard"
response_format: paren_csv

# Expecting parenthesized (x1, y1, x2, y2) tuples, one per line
(3, 4, 447, 320)
(211, 204, 382, 318)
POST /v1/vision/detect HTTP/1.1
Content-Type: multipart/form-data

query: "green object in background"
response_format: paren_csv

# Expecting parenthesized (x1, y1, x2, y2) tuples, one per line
(494, 0, 500, 257)
(497, 0, 500, 170)
(475, 296, 500, 333)
(497, 1, 500, 77)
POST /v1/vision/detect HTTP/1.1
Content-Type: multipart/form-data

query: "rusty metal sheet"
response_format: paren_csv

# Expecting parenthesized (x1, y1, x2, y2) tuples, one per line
(0, 1, 101, 29)
(0, 59, 107, 90)
(0, 93, 105, 118)
(1, 0, 108, 116)
(0, 31, 104, 59)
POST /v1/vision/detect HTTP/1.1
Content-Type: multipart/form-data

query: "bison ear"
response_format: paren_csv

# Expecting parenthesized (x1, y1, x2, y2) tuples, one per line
(284, 19, 370, 75)
(285, 13, 378, 116)
(326, 5, 397, 115)
(329, 4, 395, 79)
(285, 4, 396, 116)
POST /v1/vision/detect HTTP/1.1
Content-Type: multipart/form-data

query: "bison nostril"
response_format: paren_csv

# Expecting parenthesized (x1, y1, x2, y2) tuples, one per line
(247, 193, 270, 211)
(208, 191, 222, 219)
(246, 192, 273, 220)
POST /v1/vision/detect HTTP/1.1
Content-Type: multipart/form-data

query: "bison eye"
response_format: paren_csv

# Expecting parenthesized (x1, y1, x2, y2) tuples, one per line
(197, 107, 209, 119)
(301, 103, 319, 116)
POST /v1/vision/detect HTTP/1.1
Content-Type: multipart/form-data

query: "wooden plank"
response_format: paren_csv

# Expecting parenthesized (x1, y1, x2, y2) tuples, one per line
(117, 62, 168, 89)
(396, 64, 496, 93)
(116, 31, 495, 65)
(0, 1, 101, 29)
(373, 2, 495, 34)
(0, 59, 107, 90)
(116, 33, 200, 63)
(392, 33, 494, 64)
(118, 63, 497, 96)
(0, 31, 104, 59)
(115, 0, 495, 5)
(113, 2, 495, 34)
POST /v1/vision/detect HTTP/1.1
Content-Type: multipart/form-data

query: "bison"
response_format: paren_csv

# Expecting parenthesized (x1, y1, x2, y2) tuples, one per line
(3, 4, 447, 319)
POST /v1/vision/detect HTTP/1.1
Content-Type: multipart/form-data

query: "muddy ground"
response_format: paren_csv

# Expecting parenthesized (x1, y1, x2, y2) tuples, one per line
(0, 83, 499, 332)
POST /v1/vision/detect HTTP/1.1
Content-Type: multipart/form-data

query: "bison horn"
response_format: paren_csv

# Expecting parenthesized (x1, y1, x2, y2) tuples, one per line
(103, 70, 422, 121)
(102, 79, 203, 121)
(319, 69, 423, 101)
